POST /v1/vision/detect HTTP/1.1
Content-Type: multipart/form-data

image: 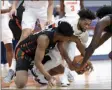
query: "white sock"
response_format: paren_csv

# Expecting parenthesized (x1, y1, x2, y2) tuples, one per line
(9, 58, 16, 72)
(64, 67, 70, 75)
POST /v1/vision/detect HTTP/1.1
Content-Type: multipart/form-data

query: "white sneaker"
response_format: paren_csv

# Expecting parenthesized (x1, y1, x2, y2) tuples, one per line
(35, 74, 48, 85)
(60, 74, 70, 87)
(67, 71, 74, 82)
(31, 68, 48, 85)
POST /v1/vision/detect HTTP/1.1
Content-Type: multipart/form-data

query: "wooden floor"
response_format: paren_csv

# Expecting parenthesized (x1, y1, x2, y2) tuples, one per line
(1, 60, 111, 89)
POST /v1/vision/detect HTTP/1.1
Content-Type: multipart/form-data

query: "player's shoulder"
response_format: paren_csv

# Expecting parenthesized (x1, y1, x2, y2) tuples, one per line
(108, 14, 112, 22)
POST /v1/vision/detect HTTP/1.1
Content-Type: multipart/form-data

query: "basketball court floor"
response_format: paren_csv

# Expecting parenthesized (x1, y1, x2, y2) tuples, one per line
(1, 60, 111, 89)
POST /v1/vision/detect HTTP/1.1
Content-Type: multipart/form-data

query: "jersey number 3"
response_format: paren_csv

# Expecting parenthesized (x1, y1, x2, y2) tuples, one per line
(71, 5, 75, 11)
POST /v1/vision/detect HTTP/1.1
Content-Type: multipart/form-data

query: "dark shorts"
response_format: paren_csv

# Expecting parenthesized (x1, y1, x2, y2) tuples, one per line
(15, 48, 51, 71)
(15, 48, 34, 71)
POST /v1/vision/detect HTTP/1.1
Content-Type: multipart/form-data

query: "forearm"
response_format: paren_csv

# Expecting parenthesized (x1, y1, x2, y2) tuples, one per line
(47, 1, 53, 21)
(81, 45, 95, 66)
(35, 62, 51, 80)
(58, 42, 72, 68)
(12, 0, 19, 9)
(71, 36, 85, 56)
(76, 44, 85, 57)
(35, 46, 51, 80)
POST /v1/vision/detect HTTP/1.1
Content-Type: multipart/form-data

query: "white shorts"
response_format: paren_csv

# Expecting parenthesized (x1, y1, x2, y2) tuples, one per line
(1, 14, 13, 44)
(22, 8, 47, 30)
(2, 29, 13, 44)
(65, 42, 76, 61)
(43, 44, 63, 71)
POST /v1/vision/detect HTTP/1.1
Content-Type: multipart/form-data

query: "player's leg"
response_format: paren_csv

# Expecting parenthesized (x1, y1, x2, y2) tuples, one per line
(59, 42, 76, 86)
(17, 8, 37, 45)
(31, 45, 63, 84)
(48, 64, 65, 76)
(39, 15, 54, 30)
(2, 28, 15, 83)
(15, 52, 32, 88)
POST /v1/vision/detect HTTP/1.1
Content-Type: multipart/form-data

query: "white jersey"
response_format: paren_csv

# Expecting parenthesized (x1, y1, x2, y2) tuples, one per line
(64, 0, 80, 17)
(55, 14, 89, 46)
(23, 1, 48, 15)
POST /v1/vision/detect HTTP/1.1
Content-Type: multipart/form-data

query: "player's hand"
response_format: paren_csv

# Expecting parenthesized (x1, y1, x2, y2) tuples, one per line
(68, 62, 79, 71)
(9, 8, 17, 19)
(77, 61, 94, 74)
(47, 76, 56, 88)
(86, 61, 94, 72)
(45, 20, 53, 26)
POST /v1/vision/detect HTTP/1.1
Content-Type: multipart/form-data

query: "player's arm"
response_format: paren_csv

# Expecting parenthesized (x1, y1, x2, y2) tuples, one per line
(60, 0, 65, 17)
(9, 0, 19, 18)
(57, 42, 75, 70)
(47, 0, 54, 24)
(80, 0, 84, 9)
(34, 35, 52, 80)
(11, 0, 19, 10)
(81, 15, 111, 67)
(96, 32, 112, 48)
(70, 35, 86, 57)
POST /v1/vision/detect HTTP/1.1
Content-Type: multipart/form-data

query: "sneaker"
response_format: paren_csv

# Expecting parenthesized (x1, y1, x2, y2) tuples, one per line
(31, 68, 48, 85)
(67, 71, 74, 82)
(35, 75, 48, 85)
(60, 74, 70, 87)
(31, 68, 38, 77)
(3, 69, 15, 83)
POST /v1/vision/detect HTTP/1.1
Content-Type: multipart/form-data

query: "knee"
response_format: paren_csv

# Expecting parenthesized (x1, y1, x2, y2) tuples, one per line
(15, 79, 27, 88)
(5, 43, 13, 52)
(22, 29, 32, 37)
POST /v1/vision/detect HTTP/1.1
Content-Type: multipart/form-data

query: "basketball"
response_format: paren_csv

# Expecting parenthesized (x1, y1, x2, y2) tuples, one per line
(72, 55, 84, 72)
(72, 55, 92, 74)
(72, 55, 83, 67)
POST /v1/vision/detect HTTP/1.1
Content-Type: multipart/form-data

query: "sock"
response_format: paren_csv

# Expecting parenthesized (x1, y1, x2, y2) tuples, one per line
(9, 58, 16, 72)
(64, 67, 70, 75)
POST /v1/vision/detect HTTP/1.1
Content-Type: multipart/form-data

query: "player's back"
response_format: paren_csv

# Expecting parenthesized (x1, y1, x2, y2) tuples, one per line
(64, 0, 80, 17)
(17, 28, 57, 58)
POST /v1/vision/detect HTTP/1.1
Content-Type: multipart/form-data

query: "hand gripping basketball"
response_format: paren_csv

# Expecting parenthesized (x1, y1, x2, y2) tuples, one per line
(72, 55, 93, 74)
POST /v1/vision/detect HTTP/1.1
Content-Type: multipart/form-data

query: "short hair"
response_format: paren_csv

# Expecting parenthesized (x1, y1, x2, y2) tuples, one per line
(96, 5, 112, 19)
(78, 8, 96, 20)
(57, 21, 74, 36)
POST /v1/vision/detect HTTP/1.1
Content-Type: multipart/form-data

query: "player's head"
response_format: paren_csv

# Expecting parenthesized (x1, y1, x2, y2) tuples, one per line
(56, 21, 74, 36)
(78, 8, 96, 31)
(96, 5, 112, 19)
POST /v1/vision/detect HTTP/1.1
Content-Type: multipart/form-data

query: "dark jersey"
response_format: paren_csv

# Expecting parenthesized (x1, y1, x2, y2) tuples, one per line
(104, 14, 112, 33)
(17, 28, 57, 59)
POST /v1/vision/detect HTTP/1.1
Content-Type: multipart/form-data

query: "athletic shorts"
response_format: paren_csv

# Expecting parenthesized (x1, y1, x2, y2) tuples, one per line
(21, 8, 54, 30)
(21, 8, 47, 30)
(15, 47, 51, 71)
(1, 14, 13, 44)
